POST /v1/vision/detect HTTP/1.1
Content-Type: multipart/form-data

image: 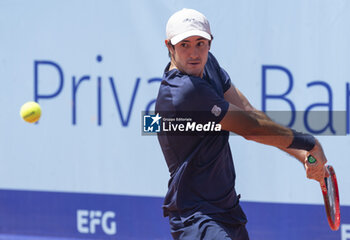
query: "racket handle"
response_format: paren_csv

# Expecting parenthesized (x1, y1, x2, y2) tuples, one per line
(307, 155, 317, 164)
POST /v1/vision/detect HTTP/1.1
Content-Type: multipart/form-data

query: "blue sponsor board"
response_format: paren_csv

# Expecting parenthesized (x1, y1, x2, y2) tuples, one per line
(0, 189, 349, 239)
(0, 190, 170, 240)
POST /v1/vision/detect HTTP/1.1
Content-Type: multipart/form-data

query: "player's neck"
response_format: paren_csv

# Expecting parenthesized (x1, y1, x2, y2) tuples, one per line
(169, 62, 178, 72)
(169, 61, 204, 78)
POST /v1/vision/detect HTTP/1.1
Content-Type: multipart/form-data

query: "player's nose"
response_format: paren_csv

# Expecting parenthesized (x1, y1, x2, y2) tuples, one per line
(189, 46, 200, 59)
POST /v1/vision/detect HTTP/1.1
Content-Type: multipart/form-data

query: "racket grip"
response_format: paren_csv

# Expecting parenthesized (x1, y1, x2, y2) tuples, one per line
(307, 155, 317, 164)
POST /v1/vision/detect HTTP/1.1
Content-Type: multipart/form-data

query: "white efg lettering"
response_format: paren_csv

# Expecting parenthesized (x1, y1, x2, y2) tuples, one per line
(89, 210, 102, 234)
(102, 211, 117, 235)
(77, 209, 117, 235)
(77, 209, 89, 234)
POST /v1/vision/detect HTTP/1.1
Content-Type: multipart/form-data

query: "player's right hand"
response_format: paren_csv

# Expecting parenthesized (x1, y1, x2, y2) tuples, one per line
(305, 139, 329, 183)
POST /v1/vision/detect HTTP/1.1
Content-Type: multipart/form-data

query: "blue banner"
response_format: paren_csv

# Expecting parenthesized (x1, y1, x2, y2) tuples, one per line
(0, 190, 349, 239)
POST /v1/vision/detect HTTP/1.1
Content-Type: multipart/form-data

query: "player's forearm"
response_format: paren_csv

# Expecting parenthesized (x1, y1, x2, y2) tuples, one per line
(220, 105, 294, 148)
(244, 122, 294, 148)
(223, 88, 316, 151)
(243, 110, 315, 165)
(244, 109, 313, 163)
(247, 111, 302, 150)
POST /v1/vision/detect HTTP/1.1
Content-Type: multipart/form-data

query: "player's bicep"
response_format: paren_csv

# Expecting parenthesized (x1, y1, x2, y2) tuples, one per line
(224, 84, 256, 111)
(219, 103, 258, 137)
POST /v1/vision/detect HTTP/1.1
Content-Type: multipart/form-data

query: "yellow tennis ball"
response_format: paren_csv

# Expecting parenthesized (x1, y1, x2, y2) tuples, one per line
(20, 101, 41, 123)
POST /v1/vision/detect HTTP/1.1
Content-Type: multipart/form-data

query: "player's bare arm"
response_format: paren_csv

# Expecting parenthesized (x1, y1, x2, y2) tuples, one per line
(223, 84, 307, 163)
(219, 101, 294, 147)
(221, 84, 328, 182)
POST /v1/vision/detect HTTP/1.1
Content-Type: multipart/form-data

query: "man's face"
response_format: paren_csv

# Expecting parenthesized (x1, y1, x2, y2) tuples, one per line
(167, 36, 211, 78)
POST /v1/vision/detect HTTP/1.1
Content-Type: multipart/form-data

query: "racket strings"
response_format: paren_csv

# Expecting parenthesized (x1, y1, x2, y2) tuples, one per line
(326, 173, 336, 221)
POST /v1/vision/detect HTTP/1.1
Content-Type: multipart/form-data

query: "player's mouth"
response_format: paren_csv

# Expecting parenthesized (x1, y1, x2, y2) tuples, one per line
(187, 61, 201, 66)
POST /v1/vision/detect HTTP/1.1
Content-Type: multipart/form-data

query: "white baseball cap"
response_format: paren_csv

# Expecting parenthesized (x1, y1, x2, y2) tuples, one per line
(166, 8, 212, 45)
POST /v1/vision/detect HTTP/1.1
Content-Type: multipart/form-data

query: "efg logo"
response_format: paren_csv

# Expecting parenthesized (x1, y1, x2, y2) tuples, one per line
(77, 209, 117, 235)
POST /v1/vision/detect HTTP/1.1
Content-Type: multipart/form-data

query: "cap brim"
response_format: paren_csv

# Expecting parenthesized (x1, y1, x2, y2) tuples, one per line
(170, 30, 211, 45)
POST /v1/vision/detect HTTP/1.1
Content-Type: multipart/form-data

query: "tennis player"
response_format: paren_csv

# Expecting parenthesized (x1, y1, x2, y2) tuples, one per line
(155, 8, 328, 240)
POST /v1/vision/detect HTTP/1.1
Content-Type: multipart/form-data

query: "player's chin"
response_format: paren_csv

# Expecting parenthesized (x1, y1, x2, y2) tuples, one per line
(185, 65, 203, 77)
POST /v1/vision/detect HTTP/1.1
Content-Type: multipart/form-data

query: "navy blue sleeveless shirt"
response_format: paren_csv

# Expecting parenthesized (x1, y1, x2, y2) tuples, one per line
(155, 52, 247, 224)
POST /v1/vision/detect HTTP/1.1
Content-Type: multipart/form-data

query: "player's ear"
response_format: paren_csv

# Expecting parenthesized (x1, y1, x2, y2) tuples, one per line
(165, 40, 173, 49)
(166, 39, 175, 56)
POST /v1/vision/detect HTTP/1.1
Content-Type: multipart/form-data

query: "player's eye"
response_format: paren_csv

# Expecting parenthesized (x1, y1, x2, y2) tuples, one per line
(197, 41, 205, 47)
(181, 43, 189, 48)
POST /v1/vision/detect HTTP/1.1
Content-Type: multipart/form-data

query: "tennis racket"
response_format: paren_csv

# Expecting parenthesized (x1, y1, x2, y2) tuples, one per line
(308, 155, 340, 230)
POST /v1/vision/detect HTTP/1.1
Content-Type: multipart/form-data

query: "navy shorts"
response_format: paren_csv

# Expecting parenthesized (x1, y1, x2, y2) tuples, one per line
(168, 211, 249, 240)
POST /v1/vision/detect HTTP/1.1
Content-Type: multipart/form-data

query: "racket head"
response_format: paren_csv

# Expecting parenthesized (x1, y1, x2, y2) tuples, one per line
(322, 165, 340, 231)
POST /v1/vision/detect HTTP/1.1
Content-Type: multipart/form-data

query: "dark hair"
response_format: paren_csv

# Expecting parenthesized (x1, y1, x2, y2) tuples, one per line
(167, 42, 175, 58)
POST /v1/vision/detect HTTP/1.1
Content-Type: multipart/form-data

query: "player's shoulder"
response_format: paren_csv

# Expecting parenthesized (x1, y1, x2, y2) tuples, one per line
(206, 51, 221, 70)
(207, 51, 219, 63)
(162, 66, 202, 90)
(161, 70, 216, 108)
